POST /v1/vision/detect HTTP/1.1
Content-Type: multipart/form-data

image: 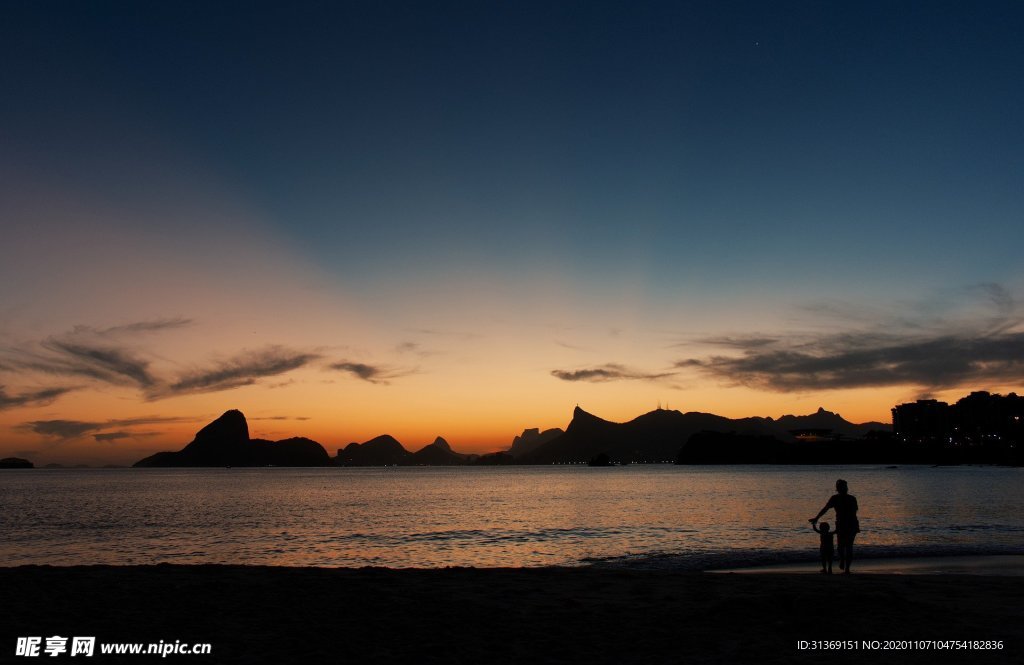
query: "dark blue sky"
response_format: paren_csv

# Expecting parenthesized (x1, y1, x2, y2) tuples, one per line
(6, 0, 1023, 295)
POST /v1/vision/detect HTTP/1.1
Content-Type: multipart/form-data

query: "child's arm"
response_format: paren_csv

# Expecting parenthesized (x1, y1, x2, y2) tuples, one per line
(810, 523, 820, 533)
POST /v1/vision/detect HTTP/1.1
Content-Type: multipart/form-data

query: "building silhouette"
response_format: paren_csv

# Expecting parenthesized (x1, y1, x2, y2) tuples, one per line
(892, 391, 1024, 453)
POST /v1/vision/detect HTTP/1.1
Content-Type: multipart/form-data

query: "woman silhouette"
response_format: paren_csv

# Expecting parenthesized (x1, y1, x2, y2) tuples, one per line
(810, 479, 859, 573)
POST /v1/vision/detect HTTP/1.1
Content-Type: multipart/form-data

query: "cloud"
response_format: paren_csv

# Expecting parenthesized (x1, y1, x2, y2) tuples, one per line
(37, 340, 157, 387)
(93, 431, 130, 442)
(24, 415, 191, 441)
(71, 318, 193, 337)
(554, 340, 594, 352)
(408, 328, 481, 340)
(682, 332, 1024, 392)
(969, 282, 1019, 334)
(161, 346, 320, 397)
(0, 385, 74, 410)
(250, 416, 312, 421)
(1, 319, 181, 389)
(2, 321, 318, 401)
(550, 363, 676, 383)
(689, 335, 780, 349)
(679, 284, 1024, 393)
(395, 341, 438, 357)
(93, 431, 160, 442)
(27, 420, 104, 439)
(332, 362, 380, 381)
(109, 416, 190, 427)
(329, 361, 414, 384)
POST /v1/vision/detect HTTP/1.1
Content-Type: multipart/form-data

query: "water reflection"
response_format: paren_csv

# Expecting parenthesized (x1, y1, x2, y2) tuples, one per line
(1, 465, 1021, 568)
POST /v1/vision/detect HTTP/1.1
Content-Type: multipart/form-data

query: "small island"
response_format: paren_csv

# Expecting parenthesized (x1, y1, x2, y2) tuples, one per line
(0, 457, 34, 469)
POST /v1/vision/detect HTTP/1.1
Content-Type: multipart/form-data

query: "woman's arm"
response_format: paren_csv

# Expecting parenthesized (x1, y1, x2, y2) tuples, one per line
(810, 495, 835, 522)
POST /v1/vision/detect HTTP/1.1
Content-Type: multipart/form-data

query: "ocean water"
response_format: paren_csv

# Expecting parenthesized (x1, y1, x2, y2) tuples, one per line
(1, 465, 1021, 569)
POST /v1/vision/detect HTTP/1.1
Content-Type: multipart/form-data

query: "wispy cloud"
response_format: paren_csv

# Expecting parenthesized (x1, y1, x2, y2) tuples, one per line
(27, 420, 103, 439)
(2, 320, 367, 401)
(686, 335, 780, 349)
(161, 346, 320, 397)
(93, 431, 131, 442)
(71, 318, 193, 337)
(36, 340, 157, 387)
(250, 416, 312, 421)
(408, 328, 481, 340)
(680, 284, 1024, 392)
(93, 431, 161, 442)
(554, 340, 594, 352)
(0, 385, 74, 410)
(329, 360, 415, 384)
(23, 415, 191, 441)
(395, 341, 439, 357)
(550, 363, 676, 383)
(0, 318, 188, 391)
(332, 362, 380, 381)
(682, 332, 1024, 392)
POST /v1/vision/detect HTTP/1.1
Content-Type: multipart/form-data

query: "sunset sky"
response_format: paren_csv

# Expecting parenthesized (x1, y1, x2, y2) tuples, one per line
(3, 1, 1024, 464)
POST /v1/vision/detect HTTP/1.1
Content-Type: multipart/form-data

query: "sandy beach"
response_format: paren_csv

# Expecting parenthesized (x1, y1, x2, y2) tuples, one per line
(3, 562, 1021, 664)
(713, 554, 1024, 576)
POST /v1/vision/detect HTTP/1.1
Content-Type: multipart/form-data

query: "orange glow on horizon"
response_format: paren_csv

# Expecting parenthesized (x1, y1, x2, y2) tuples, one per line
(5, 370, 1007, 465)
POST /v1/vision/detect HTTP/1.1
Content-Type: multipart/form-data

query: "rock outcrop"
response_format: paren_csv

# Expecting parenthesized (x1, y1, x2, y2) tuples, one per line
(133, 410, 331, 467)
(0, 457, 34, 469)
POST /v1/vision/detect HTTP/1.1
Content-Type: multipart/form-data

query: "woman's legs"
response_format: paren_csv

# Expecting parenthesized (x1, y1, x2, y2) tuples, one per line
(839, 533, 856, 573)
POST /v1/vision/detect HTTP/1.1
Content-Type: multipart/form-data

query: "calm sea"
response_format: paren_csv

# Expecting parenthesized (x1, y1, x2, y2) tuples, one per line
(1, 465, 1021, 569)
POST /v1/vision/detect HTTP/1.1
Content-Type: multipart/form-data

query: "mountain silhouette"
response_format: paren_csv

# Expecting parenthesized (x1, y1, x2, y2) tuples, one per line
(521, 405, 892, 464)
(411, 437, 468, 465)
(337, 435, 412, 466)
(509, 427, 565, 457)
(133, 410, 331, 467)
(128, 404, 904, 468)
(337, 435, 473, 466)
(0, 457, 34, 469)
(520, 406, 781, 464)
(774, 407, 889, 438)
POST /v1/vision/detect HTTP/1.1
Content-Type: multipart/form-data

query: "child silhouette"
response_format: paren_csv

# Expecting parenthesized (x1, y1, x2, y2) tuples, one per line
(810, 520, 835, 574)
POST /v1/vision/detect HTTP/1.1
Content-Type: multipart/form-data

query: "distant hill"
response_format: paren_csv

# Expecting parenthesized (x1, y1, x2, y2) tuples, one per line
(0, 457, 34, 469)
(521, 407, 786, 464)
(508, 427, 564, 458)
(128, 404, 898, 468)
(412, 437, 469, 465)
(133, 410, 331, 467)
(773, 407, 889, 438)
(337, 435, 411, 466)
(521, 406, 892, 464)
(337, 435, 473, 466)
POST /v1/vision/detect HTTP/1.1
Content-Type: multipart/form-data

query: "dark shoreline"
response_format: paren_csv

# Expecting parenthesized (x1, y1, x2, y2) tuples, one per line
(4, 564, 1022, 664)
(589, 544, 1024, 572)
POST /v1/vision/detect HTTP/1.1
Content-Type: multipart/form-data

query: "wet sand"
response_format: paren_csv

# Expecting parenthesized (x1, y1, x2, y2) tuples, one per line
(3, 564, 1021, 664)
